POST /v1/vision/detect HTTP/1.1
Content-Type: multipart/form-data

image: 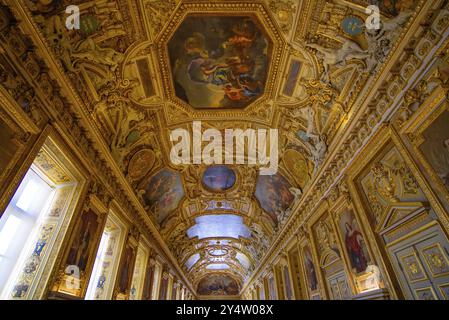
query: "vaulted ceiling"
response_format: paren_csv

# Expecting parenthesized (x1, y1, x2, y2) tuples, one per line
(18, 0, 419, 295)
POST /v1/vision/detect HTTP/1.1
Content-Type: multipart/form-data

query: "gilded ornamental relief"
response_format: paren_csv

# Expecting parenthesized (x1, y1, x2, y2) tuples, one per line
(359, 145, 425, 227)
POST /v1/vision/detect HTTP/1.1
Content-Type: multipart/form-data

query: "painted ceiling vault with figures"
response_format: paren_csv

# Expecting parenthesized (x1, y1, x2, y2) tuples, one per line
(1, 0, 449, 300)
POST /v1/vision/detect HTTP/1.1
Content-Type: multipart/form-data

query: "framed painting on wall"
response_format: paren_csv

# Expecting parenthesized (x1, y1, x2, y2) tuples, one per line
(115, 239, 138, 300)
(302, 245, 319, 296)
(402, 92, 449, 205)
(417, 110, 449, 194)
(52, 202, 106, 298)
(336, 209, 372, 274)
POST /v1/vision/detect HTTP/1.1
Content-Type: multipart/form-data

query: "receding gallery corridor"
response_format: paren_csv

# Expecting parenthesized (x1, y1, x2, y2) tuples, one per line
(0, 0, 449, 301)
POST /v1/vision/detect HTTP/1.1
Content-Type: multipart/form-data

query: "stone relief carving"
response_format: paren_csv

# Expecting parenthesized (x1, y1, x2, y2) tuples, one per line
(315, 219, 333, 254)
(94, 79, 159, 170)
(183, 165, 202, 199)
(268, 0, 297, 34)
(364, 11, 413, 72)
(238, 166, 258, 199)
(71, 38, 124, 73)
(143, 0, 177, 39)
(371, 162, 399, 203)
(306, 36, 369, 84)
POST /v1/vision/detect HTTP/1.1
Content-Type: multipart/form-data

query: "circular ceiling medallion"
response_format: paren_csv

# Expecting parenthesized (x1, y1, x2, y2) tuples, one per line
(127, 149, 155, 180)
(202, 165, 236, 192)
(341, 16, 364, 36)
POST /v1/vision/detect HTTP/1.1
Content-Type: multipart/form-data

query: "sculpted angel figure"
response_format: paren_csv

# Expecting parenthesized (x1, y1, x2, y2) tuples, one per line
(306, 36, 369, 83)
(365, 11, 413, 71)
(240, 166, 257, 198)
(36, 15, 76, 71)
(72, 38, 124, 73)
(250, 223, 270, 251)
(291, 107, 316, 136)
(379, 10, 413, 33)
(284, 128, 327, 172)
(364, 265, 382, 290)
(38, 13, 125, 74)
(109, 105, 145, 167)
(276, 207, 292, 226)
(316, 220, 331, 251)
(303, 133, 328, 171)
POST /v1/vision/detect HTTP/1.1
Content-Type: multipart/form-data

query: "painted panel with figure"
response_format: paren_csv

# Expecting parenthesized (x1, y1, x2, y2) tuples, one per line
(283, 265, 293, 300)
(66, 209, 100, 273)
(142, 169, 185, 224)
(159, 276, 168, 300)
(197, 274, 239, 296)
(283, 60, 301, 97)
(338, 209, 371, 274)
(303, 246, 319, 294)
(255, 173, 294, 225)
(142, 263, 154, 300)
(268, 276, 277, 299)
(116, 244, 136, 298)
(168, 15, 270, 109)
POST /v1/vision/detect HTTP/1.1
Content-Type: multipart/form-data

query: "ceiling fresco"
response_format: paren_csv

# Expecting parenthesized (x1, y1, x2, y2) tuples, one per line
(197, 274, 240, 296)
(255, 173, 295, 225)
(201, 165, 237, 192)
(142, 168, 184, 224)
(21, 0, 419, 296)
(168, 15, 270, 109)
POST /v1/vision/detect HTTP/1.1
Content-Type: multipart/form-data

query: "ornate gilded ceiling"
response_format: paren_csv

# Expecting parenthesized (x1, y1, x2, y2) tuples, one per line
(17, 0, 420, 295)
